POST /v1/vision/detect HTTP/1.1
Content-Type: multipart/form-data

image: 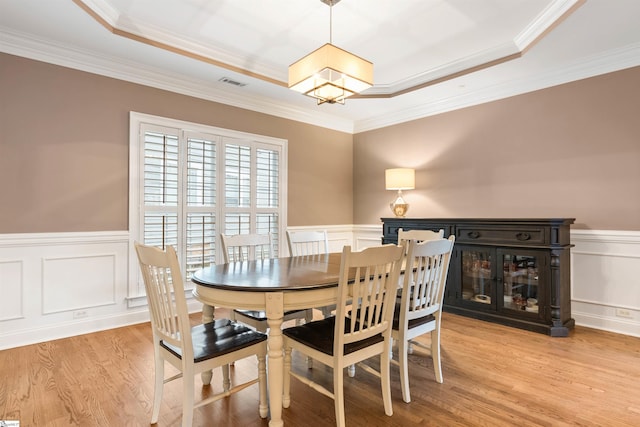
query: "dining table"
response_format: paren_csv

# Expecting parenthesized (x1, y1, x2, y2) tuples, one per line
(191, 252, 346, 427)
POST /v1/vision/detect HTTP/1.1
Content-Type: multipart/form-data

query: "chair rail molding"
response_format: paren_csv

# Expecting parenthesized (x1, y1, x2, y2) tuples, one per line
(1, 226, 638, 349)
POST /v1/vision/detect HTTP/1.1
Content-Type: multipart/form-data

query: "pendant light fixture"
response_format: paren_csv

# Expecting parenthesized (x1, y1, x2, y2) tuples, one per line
(288, 0, 373, 105)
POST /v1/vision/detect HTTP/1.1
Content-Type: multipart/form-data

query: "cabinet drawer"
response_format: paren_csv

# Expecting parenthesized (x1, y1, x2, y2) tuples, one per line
(456, 227, 545, 245)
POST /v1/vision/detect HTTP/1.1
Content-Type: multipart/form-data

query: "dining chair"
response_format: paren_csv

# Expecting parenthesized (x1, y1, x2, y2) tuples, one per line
(393, 228, 446, 355)
(134, 242, 268, 427)
(397, 228, 444, 246)
(282, 244, 404, 427)
(220, 232, 313, 331)
(286, 229, 329, 257)
(286, 229, 335, 317)
(391, 236, 455, 403)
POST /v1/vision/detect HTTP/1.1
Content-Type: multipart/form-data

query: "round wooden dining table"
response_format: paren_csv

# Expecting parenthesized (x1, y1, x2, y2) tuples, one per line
(191, 253, 345, 427)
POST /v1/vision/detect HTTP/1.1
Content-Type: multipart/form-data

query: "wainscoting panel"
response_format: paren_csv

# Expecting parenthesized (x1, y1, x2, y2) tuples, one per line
(0, 232, 138, 350)
(0, 226, 636, 350)
(0, 259, 24, 321)
(571, 230, 640, 337)
(42, 253, 117, 314)
(352, 224, 384, 250)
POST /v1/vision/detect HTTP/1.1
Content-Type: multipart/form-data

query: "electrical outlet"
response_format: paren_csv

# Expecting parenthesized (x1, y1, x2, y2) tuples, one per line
(73, 310, 88, 319)
(615, 308, 633, 319)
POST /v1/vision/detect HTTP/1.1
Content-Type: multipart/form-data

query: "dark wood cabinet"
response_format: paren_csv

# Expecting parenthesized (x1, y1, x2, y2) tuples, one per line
(382, 218, 575, 336)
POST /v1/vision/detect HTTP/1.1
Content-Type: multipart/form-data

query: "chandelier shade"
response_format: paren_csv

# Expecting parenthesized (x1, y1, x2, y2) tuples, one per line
(288, 43, 373, 104)
(288, 0, 373, 105)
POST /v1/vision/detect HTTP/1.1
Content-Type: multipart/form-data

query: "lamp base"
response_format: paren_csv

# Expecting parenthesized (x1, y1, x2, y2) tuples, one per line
(390, 193, 409, 217)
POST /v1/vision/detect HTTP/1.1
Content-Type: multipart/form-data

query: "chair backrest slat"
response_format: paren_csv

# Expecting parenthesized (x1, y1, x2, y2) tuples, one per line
(135, 243, 193, 356)
(286, 230, 329, 256)
(335, 245, 404, 352)
(220, 233, 274, 263)
(397, 228, 444, 259)
(402, 237, 455, 321)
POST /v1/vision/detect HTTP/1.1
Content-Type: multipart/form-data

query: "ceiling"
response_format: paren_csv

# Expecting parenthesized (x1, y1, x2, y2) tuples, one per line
(1, 0, 640, 133)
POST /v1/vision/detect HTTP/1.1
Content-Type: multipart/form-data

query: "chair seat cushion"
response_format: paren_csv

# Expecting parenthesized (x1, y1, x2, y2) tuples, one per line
(161, 318, 267, 363)
(234, 309, 307, 321)
(283, 316, 383, 356)
(391, 301, 435, 331)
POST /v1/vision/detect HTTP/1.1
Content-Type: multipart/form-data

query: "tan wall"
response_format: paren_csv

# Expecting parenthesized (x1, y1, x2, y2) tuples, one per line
(354, 66, 640, 231)
(3, 53, 639, 233)
(0, 53, 353, 233)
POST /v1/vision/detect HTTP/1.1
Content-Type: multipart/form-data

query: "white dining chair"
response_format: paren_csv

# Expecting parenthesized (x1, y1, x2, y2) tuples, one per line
(345, 227, 447, 378)
(286, 229, 334, 317)
(134, 242, 268, 427)
(220, 232, 313, 331)
(397, 228, 444, 246)
(282, 244, 404, 427)
(391, 236, 455, 403)
(286, 229, 329, 256)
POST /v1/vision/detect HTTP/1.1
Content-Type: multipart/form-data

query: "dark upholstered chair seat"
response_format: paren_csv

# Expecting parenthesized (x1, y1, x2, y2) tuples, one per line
(391, 301, 435, 331)
(283, 316, 384, 356)
(161, 318, 267, 363)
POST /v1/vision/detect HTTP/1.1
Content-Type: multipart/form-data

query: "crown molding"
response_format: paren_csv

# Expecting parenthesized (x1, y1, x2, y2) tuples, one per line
(2, 27, 639, 134)
(73, 0, 586, 99)
(75, 0, 584, 101)
(353, 42, 640, 133)
(0, 27, 354, 133)
(514, 0, 583, 50)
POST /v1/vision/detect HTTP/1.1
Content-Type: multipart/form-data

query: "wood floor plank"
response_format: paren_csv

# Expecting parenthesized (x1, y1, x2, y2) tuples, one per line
(1, 310, 639, 426)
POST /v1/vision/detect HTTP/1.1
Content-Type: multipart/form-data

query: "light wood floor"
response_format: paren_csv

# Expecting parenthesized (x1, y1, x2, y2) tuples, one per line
(1, 309, 639, 427)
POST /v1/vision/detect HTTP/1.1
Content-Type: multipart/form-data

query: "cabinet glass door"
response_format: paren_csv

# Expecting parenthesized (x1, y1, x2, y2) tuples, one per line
(500, 251, 542, 315)
(460, 247, 493, 306)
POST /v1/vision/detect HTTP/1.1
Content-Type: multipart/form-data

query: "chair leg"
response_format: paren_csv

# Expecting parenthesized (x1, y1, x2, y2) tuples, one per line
(380, 346, 394, 416)
(334, 365, 346, 427)
(258, 353, 268, 418)
(303, 310, 314, 369)
(283, 347, 292, 408)
(222, 363, 231, 392)
(201, 369, 213, 385)
(347, 364, 355, 377)
(201, 304, 217, 382)
(151, 351, 164, 424)
(398, 338, 411, 403)
(432, 326, 443, 383)
(182, 367, 195, 427)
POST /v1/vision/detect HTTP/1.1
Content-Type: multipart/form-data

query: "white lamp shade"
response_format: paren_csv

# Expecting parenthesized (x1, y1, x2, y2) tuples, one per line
(385, 168, 415, 190)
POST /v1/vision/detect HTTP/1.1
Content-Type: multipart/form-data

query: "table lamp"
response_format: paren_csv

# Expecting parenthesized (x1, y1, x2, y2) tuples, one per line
(385, 168, 415, 217)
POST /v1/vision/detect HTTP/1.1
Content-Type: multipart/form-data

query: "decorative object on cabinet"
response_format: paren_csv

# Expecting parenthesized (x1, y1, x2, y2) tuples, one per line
(385, 168, 415, 217)
(381, 218, 575, 336)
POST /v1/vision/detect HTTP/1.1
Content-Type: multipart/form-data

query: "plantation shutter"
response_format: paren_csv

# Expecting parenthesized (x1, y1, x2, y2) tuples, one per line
(131, 114, 287, 300)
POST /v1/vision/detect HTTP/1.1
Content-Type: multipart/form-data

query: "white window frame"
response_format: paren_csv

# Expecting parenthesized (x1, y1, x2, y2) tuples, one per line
(128, 112, 288, 305)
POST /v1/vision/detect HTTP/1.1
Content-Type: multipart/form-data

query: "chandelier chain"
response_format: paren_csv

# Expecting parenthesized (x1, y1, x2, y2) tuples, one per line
(329, 1, 333, 44)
